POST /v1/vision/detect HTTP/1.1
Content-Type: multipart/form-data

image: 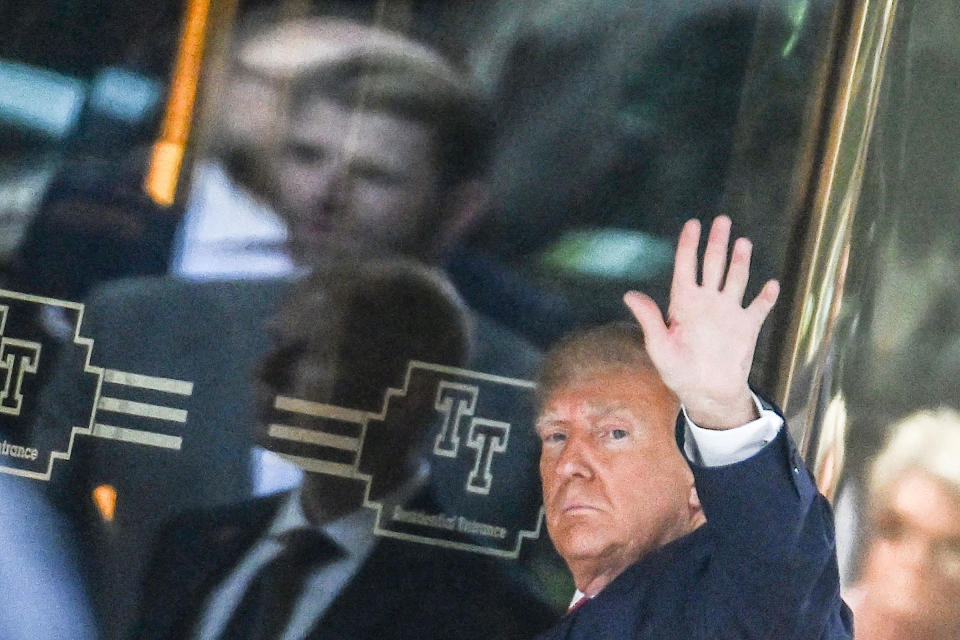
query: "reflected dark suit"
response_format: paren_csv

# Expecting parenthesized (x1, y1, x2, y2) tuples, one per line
(131, 492, 558, 640)
(537, 426, 853, 640)
(35, 275, 545, 639)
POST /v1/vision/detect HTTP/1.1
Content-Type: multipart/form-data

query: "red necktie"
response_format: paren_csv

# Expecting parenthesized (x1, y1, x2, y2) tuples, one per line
(567, 596, 588, 615)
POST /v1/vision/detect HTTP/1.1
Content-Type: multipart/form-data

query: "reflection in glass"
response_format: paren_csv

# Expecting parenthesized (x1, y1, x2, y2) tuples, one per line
(0, 1, 872, 638)
(126, 259, 556, 640)
(775, 2, 960, 638)
(846, 410, 960, 640)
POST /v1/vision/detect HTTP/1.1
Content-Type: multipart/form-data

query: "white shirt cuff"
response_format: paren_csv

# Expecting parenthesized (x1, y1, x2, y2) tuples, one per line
(682, 393, 783, 466)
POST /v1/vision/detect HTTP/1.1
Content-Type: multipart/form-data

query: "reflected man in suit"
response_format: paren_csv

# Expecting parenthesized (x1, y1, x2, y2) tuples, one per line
(533, 217, 853, 638)
(35, 16, 546, 638)
(131, 259, 557, 640)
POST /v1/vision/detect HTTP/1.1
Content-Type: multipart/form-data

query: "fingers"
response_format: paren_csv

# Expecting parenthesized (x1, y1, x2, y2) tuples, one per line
(722, 237, 753, 303)
(701, 216, 731, 289)
(623, 291, 668, 346)
(671, 216, 771, 316)
(671, 219, 701, 301)
(746, 279, 780, 323)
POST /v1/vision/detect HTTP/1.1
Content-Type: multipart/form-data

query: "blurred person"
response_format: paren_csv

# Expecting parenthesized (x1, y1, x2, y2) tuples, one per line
(533, 217, 852, 638)
(130, 259, 557, 640)
(248, 23, 489, 267)
(845, 408, 960, 640)
(444, 0, 827, 354)
(0, 474, 97, 640)
(33, 15, 546, 639)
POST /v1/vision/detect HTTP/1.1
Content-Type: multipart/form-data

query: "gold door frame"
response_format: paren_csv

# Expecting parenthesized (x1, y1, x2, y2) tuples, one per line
(775, 0, 900, 480)
(143, 0, 240, 208)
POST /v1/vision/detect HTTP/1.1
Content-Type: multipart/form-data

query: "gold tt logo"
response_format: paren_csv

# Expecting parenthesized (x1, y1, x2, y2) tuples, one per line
(0, 292, 194, 481)
(0, 303, 42, 416)
(0, 339, 42, 415)
(432, 382, 510, 496)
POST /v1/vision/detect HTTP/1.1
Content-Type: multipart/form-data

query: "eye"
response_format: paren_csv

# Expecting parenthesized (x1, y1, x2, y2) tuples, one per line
(611, 428, 628, 440)
(285, 142, 324, 164)
(873, 513, 905, 541)
(349, 163, 400, 186)
(539, 431, 567, 445)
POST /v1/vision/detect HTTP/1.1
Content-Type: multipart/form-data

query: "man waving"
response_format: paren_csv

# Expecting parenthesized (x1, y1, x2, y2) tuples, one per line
(534, 216, 853, 639)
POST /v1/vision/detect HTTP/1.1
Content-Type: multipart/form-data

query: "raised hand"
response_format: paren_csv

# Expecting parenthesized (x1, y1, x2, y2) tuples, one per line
(623, 216, 779, 429)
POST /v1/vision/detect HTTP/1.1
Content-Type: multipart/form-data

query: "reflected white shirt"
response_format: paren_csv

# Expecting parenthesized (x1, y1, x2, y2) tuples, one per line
(191, 488, 377, 640)
(171, 161, 294, 280)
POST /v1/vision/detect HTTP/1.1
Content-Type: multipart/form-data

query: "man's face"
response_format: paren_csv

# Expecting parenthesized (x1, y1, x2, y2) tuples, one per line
(860, 470, 960, 632)
(536, 368, 700, 590)
(267, 95, 443, 264)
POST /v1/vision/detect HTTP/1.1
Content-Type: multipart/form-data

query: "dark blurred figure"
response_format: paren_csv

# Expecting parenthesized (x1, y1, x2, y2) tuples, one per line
(131, 260, 556, 640)
(0, 474, 97, 640)
(8, 152, 174, 304)
(454, 1, 768, 341)
(439, 0, 830, 360)
(846, 408, 960, 640)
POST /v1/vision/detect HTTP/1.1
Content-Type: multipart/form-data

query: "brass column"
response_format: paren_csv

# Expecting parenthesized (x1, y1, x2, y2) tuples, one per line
(776, 0, 900, 493)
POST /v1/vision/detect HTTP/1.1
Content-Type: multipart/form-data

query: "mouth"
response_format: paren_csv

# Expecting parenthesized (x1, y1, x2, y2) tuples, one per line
(304, 217, 335, 237)
(561, 503, 600, 515)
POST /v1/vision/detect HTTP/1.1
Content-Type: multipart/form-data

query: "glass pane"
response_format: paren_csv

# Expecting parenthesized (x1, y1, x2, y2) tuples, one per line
(0, 1, 846, 639)
(819, 0, 960, 635)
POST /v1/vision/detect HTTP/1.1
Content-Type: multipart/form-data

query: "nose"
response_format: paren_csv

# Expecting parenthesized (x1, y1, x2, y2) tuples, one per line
(306, 161, 349, 215)
(554, 433, 596, 481)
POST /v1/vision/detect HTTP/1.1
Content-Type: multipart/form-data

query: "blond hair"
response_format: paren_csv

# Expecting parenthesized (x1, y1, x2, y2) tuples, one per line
(536, 321, 672, 413)
(868, 407, 960, 508)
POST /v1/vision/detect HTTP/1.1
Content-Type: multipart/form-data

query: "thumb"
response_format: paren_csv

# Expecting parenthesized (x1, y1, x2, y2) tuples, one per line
(746, 279, 780, 324)
(623, 291, 668, 346)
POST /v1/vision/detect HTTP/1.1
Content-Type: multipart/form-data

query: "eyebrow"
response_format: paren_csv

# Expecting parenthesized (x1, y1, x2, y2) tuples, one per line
(535, 404, 639, 430)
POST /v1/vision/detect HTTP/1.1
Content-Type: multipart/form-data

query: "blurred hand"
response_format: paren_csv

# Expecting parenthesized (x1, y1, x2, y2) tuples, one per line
(623, 216, 779, 429)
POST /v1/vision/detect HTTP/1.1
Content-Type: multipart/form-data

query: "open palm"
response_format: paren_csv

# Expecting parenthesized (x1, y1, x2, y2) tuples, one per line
(624, 216, 779, 429)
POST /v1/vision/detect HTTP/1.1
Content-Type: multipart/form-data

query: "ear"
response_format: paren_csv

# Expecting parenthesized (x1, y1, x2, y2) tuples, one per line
(815, 446, 837, 502)
(436, 179, 489, 255)
(688, 484, 707, 527)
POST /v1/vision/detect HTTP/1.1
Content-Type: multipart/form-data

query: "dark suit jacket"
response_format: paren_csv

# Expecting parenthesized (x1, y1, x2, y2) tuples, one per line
(131, 492, 558, 640)
(536, 426, 854, 640)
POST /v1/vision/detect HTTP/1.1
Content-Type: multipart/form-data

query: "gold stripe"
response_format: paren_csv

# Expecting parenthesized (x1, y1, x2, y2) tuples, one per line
(267, 424, 360, 451)
(775, 0, 900, 453)
(274, 396, 366, 423)
(97, 396, 188, 423)
(91, 423, 183, 450)
(102, 369, 194, 395)
(144, 0, 214, 205)
(276, 454, 356, 478)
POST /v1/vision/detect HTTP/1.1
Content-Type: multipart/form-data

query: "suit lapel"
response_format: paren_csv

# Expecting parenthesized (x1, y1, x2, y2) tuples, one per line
(166, 495, 285, 639)
(305, 538, 413, 639)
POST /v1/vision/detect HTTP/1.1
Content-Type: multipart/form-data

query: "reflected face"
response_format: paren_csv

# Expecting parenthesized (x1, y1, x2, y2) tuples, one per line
(860, 470, 960, 631)
(268, 96, 442, 264)
(536, 369, 700, 590)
